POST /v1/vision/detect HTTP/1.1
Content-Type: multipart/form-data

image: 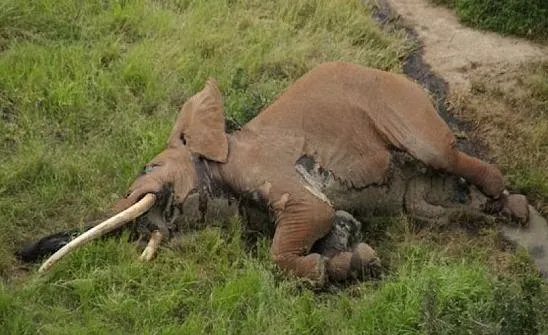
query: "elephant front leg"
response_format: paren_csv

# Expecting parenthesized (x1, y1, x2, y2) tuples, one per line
(270, 197, 334, 286)
(271, 196, 380, 286)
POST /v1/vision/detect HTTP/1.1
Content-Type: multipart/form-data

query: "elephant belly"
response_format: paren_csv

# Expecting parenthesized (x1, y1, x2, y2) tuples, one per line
(295, 156, 406, 218)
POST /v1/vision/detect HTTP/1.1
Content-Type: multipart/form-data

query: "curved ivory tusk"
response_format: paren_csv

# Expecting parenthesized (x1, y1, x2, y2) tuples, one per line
(38, 193, 157, 273)
(139, 230, 163, 262)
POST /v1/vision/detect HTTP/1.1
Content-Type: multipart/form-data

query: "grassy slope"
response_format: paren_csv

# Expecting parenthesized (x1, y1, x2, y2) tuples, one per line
(0, 0, 547, 333)
(429, 0, 548, 42)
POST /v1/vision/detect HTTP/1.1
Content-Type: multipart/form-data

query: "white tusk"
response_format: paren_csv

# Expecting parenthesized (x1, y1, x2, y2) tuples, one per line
(139, 230, 163, 262)
(38, 193, 157, 273)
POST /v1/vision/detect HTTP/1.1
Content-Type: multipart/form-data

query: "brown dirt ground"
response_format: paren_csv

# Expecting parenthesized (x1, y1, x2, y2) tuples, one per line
(384, 0, 548, 92)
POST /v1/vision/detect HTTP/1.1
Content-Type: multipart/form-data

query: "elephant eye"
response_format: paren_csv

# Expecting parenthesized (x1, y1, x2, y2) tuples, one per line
(180, 133, 187, 145)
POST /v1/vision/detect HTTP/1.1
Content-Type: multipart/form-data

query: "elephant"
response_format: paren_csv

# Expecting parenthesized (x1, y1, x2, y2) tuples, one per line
(19, 61, 532, 286)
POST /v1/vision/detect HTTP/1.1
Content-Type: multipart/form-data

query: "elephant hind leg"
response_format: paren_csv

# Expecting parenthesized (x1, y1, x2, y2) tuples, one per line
(449, 151, 505, 198)
(419, 147, 505, 199)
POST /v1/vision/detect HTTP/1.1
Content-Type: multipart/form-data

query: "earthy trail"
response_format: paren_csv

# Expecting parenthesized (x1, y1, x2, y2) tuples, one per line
(378, 0, 548, 277)
(386, 0, 548, 93)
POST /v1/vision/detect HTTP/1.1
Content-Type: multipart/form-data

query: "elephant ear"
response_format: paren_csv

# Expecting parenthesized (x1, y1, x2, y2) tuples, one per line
(168, 79, 229, 163)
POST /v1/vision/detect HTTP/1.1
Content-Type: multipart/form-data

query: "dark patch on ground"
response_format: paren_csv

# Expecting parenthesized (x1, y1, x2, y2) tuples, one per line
(371, 0, 491, 160)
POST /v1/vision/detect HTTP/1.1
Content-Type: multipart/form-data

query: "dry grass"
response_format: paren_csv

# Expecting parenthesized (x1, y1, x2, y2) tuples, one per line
(449, 62, 548, 214)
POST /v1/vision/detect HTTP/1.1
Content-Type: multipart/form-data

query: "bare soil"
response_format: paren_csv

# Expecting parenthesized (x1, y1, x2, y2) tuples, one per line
(385, 0, 548, 92)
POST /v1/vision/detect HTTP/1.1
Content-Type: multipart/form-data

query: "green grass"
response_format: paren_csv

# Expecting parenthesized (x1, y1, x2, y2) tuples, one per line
(2, 219, 548, 334)
(1, 0, 547, 333)
(430, 0, 548, 42)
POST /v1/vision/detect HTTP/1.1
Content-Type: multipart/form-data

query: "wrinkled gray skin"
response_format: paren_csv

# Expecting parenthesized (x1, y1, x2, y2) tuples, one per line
(137, 151, 548, 278)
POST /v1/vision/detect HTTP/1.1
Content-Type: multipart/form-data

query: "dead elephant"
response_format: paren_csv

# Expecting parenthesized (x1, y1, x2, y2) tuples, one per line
(20, 62, 531, 286)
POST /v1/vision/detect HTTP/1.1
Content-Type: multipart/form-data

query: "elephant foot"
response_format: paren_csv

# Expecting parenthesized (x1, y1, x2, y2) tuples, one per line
(501, 193, 529, 225)
(295, 254, 328, 288)
(350, 243, 381, 280)
(310, 210, 382, 283)
(326, 242, 381, 282)
(273, 252, 328, 288)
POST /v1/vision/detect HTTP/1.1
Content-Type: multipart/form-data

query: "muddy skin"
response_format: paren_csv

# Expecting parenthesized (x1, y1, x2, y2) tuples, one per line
(295, 152, 502, 224)
(142, 153, 523, 257)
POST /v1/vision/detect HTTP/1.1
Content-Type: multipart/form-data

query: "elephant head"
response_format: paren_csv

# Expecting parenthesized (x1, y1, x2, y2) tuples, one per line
(38, 80, 230, 272)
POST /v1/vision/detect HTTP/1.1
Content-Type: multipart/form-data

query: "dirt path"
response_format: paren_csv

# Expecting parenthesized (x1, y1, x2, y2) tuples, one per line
(385, 0, 548, 93)
(378, 0, 548, 277)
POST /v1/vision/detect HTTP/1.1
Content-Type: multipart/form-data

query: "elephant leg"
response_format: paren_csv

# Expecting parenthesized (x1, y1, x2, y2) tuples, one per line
(270, 197, 334, 286)
(443, 151, 528, 222)
(448, 151, 505, 198)
(404, 177, 450, 222)
(417, 147, 505, 199)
